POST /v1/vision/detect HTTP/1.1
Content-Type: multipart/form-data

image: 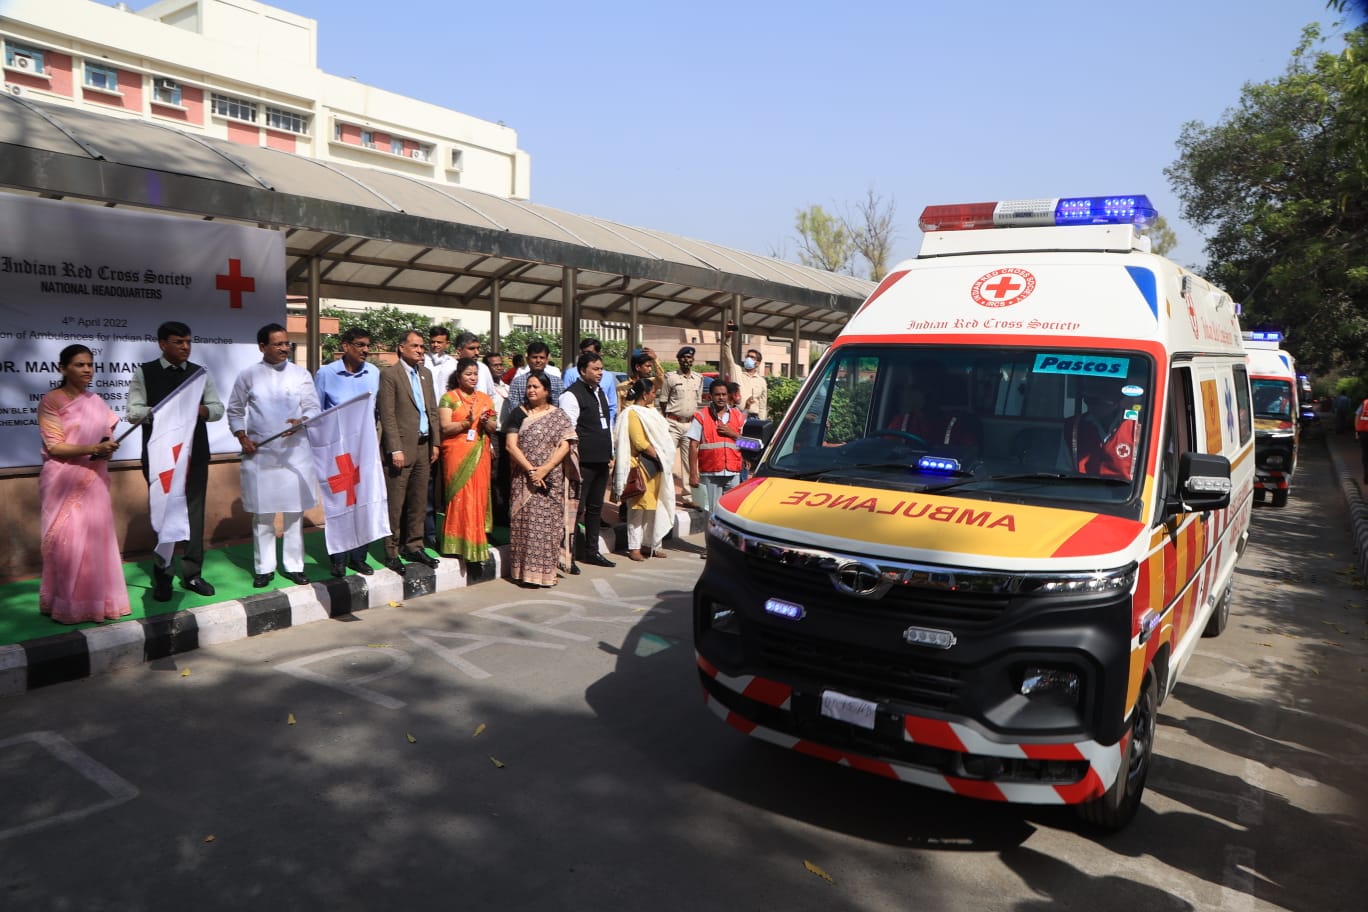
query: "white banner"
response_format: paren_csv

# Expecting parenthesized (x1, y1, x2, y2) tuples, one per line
(0, 195, 286, 468)
(147, 368, 207, 565)
(306, 392, 390, 555)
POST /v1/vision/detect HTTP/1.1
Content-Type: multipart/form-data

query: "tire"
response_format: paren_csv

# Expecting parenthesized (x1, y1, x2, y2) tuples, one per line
(1271, 488, 1289, 508)
(1077, 674, 1156, 831)
(1203, 578, 1233, 637)
(1253, 489, 1266, 504)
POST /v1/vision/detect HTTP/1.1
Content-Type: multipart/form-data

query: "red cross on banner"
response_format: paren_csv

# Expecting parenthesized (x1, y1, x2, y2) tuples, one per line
(158, 443, 183, 494)
(216, 258, 256, 308)
(328, 453, 361, 506)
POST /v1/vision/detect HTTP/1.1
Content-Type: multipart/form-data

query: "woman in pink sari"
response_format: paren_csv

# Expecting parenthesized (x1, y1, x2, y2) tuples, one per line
(38, 344, 130, 624)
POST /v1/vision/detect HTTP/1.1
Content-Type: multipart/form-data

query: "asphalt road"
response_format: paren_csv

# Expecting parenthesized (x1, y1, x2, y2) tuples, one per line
(1, 441, 1365, 911)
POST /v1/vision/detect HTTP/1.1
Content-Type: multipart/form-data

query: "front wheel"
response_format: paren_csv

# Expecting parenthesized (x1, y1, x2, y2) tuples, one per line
(1271, 488, 1289, 508)
(1203, 578, 1233, 637)
(1077, 674, 1156, 831)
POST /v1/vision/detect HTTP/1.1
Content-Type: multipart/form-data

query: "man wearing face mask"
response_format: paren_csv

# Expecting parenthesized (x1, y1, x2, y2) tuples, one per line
(688, 379, 747, 513)
(720, 326, 768, 420)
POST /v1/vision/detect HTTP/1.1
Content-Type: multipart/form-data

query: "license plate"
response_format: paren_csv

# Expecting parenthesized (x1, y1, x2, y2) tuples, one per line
(820, 689, 877, 730)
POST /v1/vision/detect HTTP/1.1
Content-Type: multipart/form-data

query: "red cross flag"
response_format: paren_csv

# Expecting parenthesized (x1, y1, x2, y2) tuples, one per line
(147, 368, 207, 565)
(306, 391, 390, 555)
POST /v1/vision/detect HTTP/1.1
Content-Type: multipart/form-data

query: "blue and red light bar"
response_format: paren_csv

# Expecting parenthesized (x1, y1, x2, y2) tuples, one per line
(1243, 330, 1285, 342)
(918, 195, 1158, 231)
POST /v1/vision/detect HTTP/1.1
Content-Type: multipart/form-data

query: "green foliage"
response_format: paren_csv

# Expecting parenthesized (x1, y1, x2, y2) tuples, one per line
(1145, 215, 1179, 258)
(1166, 25, 1368, 374)
(766, 376, 803, 422)
(321, 305, 436, 361)
(824, 379, 874, 444)
(794, 205, 854, 273)
(496, 328, 561, 365)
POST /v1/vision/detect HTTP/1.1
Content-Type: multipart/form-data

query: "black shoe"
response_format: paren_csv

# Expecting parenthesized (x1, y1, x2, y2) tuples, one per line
(568, 563, 582, 575)
(182, 576, 215, 597)
(279, 570, 308, 586)
(152, 568, 173, 602)
(581, 553, 616, 568)
(402, 550, 440, 569)
(384, 556, 407, 574)
(330, 562, 347, 578)
(348, 558, 374, 576)
(252, 573, 272, 588)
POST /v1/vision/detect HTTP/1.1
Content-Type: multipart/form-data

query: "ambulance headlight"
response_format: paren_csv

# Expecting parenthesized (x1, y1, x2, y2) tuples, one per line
(707, 515, 745, 552)
(1021, 566, 1135, 595)
(1020, 666, 1081, 701)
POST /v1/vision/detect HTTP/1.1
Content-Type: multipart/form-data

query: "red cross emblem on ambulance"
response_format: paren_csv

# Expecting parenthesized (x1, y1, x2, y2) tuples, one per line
(971, 268, 1036, 308)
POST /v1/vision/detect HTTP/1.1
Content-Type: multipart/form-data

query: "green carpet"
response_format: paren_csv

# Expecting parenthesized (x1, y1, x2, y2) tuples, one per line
(0, 524, 510, 647)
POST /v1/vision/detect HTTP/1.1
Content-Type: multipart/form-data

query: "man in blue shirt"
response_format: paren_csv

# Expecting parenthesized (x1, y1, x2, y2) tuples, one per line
(314, 326, 381, 578)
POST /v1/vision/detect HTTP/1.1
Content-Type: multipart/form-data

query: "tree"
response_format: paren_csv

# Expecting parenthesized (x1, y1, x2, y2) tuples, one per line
(1145, 214, 1178, 258)
(794, 205, 854, 273)
(321, 304, 436, 361)
(845, 187, 898, 280)
(1165, 25, 1368, 373)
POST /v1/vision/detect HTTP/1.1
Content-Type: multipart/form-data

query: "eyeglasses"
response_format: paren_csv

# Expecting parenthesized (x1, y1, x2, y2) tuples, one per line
(346, 341, 371, 349)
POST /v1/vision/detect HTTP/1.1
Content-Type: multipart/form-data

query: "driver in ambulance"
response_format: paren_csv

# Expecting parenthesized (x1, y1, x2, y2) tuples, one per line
(1064, 373, 1140, 479)
(884, 361, 979, 448)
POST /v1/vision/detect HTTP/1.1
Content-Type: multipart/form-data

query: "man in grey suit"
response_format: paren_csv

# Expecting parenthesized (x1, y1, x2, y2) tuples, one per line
(378, 330, 441, 572)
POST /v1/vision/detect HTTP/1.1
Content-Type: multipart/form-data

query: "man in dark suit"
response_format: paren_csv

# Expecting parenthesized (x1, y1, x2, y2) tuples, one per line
(126, 320, 224, 600)
(559, 351, 616, 568)
(377, 330, 441, 572)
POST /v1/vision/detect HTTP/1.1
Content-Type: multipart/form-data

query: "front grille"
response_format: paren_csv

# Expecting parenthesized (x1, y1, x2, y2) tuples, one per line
(757, 627, 963, 711)
(745, 556, 1011, 629)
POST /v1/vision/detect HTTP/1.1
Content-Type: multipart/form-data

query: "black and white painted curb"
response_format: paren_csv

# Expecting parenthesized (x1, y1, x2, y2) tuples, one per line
(1324, 434, 1368, 582)
(1, 507, 705, 697)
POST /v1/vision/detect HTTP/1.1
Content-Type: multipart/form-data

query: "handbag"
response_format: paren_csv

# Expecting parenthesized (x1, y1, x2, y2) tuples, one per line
(621, 464, 647, 499)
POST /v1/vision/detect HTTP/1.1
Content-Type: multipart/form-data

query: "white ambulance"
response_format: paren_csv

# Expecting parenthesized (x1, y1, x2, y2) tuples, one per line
(694, 195, 1254, 830)
(1243, 331, 1300, 507)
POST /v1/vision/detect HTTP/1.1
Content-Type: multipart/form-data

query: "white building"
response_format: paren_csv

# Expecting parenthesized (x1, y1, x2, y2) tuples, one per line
(0, 0, 530, 200)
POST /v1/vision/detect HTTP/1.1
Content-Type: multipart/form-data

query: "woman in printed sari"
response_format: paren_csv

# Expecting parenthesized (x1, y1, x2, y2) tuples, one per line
(437, 358, 499, 564)
(38, 344, 131, 624)
(505, 370, 577, 587)
(613, 378, 676, 561)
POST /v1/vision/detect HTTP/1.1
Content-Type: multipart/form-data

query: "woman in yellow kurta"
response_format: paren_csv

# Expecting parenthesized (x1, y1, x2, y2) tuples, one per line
(613, 378, 676, 560)
(437, 358, 499, 563)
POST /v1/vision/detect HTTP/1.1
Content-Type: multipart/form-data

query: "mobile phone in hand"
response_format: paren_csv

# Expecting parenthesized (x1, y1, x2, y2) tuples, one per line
(90, 436, 111, 460)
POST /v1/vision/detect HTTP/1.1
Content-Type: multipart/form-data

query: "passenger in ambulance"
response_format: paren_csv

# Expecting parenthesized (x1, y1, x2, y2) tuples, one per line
(882, 362, 980, 449)
(1063, 374, 1140, 480)
(1253, 386, 1291, 419)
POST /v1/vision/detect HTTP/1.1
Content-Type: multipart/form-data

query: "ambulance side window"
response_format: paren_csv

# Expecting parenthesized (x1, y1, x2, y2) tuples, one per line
(1159, 366, 1197, 518)
(1232, 365, 1252, 446)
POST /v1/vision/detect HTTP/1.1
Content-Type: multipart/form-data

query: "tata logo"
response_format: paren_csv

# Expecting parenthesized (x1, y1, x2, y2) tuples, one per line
(903, 626, 957, 649)
(831, 560, 885, 597)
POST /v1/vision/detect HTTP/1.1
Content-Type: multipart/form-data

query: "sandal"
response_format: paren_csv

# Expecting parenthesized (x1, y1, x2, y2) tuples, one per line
(652, 548, 669, 558)
(628, 550, 646, 562)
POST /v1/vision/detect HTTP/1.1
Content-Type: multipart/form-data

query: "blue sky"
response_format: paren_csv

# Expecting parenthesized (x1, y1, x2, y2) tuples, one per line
(118, 0, 1349, 271)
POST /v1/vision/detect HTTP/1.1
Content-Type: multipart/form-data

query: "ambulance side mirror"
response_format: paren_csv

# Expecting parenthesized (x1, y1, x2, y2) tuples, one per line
(1166, 452, 1232, 515)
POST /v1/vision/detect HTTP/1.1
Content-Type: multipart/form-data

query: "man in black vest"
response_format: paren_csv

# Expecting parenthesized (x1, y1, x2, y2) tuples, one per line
(559, 351, 616, 568)
(126, 320, 225, 600)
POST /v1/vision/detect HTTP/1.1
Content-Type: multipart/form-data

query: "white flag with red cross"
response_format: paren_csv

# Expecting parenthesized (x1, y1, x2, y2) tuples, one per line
(147, 369, 207, 565)
(306, 391, 390, 555)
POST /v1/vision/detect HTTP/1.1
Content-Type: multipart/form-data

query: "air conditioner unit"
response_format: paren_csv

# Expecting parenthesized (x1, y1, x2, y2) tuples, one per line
(13, 54, 33, 71)
(409, 148, 424, 159)
(7, 83, 23, 97)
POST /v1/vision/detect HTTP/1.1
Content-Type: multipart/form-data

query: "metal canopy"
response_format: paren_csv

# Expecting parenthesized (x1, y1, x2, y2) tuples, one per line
(0, 94, 872, 343)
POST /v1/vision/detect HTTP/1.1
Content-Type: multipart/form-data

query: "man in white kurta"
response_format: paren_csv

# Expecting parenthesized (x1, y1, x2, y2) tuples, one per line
(227, 324, 321, 587)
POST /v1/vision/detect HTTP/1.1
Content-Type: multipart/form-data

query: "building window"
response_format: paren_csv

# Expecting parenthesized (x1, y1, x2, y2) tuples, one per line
(332, 121, 342, 141)
(390, 138, 404, 155)
(210, 92, 257, 123)
(84, 63, 120, 92)
(4, 43, 45, 74)
(449, 148, 464, 171)
(152, 77, 182, 106)
(360, 130, 375, 148)
(265, 106, 308, 135)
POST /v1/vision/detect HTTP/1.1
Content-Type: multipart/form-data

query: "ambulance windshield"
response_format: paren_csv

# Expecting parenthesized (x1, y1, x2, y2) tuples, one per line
(763, 345, 1154, 507)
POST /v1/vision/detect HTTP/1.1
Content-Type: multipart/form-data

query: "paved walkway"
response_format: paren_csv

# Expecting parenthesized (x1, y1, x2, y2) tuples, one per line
(0, 503, 705, 697)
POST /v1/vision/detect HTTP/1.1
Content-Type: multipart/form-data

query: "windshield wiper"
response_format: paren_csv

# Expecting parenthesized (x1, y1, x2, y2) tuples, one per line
(921, 471, 1132, 495)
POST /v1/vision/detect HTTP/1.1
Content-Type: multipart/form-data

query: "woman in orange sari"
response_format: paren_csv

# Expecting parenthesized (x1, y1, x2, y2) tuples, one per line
(39, 344, 130, 624)
(437, 358, 499, 564)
